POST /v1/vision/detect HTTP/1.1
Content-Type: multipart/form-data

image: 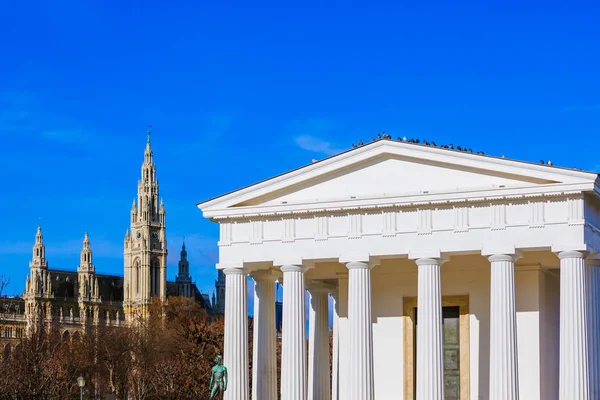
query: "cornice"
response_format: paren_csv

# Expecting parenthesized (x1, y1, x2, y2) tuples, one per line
(207, 183, 591, 221)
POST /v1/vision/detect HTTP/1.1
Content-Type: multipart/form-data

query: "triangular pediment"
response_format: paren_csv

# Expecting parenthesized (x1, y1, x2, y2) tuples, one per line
(199, 140, 598, 216)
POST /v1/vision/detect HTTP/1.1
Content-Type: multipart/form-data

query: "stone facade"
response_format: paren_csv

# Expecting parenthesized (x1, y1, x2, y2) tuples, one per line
(1, 132, 221, 350)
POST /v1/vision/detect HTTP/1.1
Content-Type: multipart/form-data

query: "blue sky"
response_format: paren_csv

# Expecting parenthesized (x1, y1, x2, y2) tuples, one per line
(1, 1, 599, 306)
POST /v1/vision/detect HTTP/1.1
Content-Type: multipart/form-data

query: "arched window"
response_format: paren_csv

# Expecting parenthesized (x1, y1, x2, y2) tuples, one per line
(3, 344, 11, 361)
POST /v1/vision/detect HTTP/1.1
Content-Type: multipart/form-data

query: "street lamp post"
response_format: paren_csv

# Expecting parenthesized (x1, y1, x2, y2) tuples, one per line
(77, 376, 86, 400)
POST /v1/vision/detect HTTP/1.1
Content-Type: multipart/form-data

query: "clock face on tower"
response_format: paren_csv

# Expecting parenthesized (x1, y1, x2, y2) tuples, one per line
(151, 231, 159, 241)
(136, 231, 142, 240)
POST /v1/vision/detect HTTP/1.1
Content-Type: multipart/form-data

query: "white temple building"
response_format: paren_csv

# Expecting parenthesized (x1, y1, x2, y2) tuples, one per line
(197, 139, 600, 400)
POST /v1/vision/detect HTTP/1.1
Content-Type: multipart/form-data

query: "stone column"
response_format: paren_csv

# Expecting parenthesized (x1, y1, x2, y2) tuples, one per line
(251, 273, 277, 400)
(331, 290, 340, 400)
(558, 251, 589, 399)
(488, 254, 520, 400)
(307, 287, 330, 400)
(587, 256, 600, 399)
(223, 268, 249, 400)
(346, 261, 374, 400)
(280, 265, 307, 400)
(415, 257, 444, 400)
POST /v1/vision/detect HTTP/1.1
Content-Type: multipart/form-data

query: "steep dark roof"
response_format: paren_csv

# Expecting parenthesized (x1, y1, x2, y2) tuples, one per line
(49, 269, 123, 302)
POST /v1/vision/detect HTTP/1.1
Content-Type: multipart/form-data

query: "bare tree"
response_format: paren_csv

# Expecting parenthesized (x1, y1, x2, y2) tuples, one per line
(0, 274, 9, 297)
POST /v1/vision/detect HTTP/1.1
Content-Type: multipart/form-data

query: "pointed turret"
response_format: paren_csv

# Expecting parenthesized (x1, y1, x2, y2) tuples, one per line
(77, 232, 98, 305)
(78, 232, 94, 273)
(144, 127, 153, 164)
(131, 199, 138, 224)
(176, 240, 191, 297)
(31, 225, 48, 269)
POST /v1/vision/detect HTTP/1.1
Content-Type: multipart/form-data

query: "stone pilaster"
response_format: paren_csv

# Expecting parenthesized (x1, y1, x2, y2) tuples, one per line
(331, 290, 340, 400)
(415, 257, 444, 400)
(558, 251, 589, 399)
(587, 257, 600, 399)
(223, 268, 249, 400)
(488, 254, 520, 400)
(307, 287, 330, 400)
(346, 261, 374, 400)
(251, 273, 277, 400)
(280, 265, 307, 400)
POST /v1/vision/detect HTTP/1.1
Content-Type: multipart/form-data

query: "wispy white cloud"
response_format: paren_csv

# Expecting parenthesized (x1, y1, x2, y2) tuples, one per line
(294, 135, 344, 156)
(289, 118, 346, 156)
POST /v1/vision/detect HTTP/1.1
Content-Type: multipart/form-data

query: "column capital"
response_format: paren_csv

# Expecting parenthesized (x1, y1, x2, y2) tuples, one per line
(481, 245, 519, 257)
(487, 253, 522, 263)
(280, 265, 309, 273)
(408, 248, 444, 261)
(223, 267, 247, 275)
(345, 260, 375, 270)
(250, 269, 280, 282)
(413, 257, 449, 266)
(557, 250, 588, 260)
(339, 253, 380, 265)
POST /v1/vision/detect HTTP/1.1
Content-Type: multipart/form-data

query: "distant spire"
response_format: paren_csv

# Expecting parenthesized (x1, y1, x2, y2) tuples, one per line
(36, 224, 43, 243)
(144, 126, 153, 163)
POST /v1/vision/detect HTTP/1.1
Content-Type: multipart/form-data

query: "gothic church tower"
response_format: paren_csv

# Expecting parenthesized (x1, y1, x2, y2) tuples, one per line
(175, 241, 192, 298)
(24, 225, 53, 333)
(123, 130, 167, 321)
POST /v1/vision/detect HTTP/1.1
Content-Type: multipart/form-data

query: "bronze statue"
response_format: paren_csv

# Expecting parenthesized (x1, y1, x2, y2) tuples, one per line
(209, 355, 227, 398)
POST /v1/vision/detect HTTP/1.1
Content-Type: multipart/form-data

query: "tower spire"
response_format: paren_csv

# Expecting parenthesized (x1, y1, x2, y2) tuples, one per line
(144, 126, 153, 164)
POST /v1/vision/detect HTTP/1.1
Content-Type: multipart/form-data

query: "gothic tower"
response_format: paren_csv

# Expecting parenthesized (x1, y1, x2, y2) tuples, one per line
(176, 241, 192, 298)
(77, 232, 100, 325)
(214, 269, 225, 314)
(123, 130, 167, 322)
(24, 225, 53, 332)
